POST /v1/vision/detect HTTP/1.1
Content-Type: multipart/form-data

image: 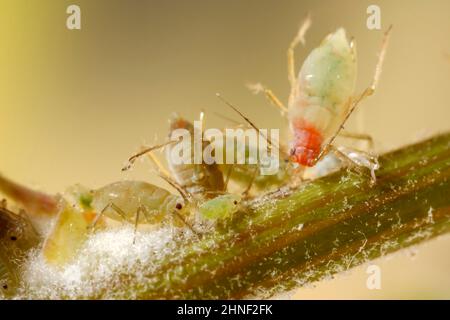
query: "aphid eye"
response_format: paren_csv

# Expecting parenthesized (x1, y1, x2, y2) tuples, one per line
(10, 236, 17, 241)
(175, 203, 183, 210)
(2, 284, 8, 290)
(233, 200, 238, 205)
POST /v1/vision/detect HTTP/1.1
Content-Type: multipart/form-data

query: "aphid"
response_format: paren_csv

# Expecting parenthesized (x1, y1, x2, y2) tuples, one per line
(164, 113, 225, 198)
(90, 180, 191, 228)
(42, 180, 193, 266)
(197, 194, 241, 220)
(0, 200, 39, 296)
(217, 141, 291, 194)
(205, 112, 292, 193)
(122, 113, 245, 222)
(42, 198, 90, 266)
(212, 111, 350, 191)
(122, 113, 227, 197)
(246, 17, 391, 180)
(160, 113, 278, 196)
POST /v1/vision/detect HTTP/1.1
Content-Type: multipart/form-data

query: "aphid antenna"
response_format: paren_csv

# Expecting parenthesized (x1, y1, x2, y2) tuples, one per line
(295, 12, 312, 46)
(288, 14, 312, 104)
(146, 153, 192, 203)
(247, 83, 288, 116)
(159, 174, 191, 203)
(144, 156, 200, 235)
(122, 138, 181, 172)
(212, 111, 242, 126)
(242, 165, 259, 197)
(146, 152, 172, 179)
(215, 93, 277, 151)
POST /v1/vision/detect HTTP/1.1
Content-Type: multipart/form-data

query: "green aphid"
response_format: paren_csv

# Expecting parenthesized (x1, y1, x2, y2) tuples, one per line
(199, 194, 241, 220)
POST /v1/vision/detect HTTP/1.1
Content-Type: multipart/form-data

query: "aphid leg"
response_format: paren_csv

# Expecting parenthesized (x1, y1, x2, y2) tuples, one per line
(313, 26, 392, 164)
(132, 205, 145, 245)
(0, 198, 6, 209)
(331, 146, 379, 183)
(342, 25, 392, 128)
(247, 15, 311, 115)
(223, 166, 233, 191)
(171, 209, 200, 237)
(146, 152, 201, 232)
(287, 14, 312, 106)
(140, 206, 154, 224)
(121, 139, 180, 171)
(338, 130, 374, 150)
(146, 152, 192, 202)
(91, 202, 128, 229)
(247, 83, 288, 115)
(242, 166, 259, 198)
(216, 94, 288, 179)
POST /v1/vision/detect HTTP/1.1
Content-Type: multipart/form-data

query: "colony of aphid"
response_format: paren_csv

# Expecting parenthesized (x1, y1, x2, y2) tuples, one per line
(0, 16, 391, 299)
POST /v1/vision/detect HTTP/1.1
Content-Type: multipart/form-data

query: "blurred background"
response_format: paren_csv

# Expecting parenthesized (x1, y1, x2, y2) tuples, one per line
(0, 0, 449, 299)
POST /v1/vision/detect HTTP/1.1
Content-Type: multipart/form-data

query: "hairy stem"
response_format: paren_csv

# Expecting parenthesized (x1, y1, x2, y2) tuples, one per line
(109, 133, 450, 299)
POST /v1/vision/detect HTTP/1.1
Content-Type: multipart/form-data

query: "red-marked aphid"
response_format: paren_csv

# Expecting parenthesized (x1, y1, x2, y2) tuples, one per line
(245, 16, 392, 181)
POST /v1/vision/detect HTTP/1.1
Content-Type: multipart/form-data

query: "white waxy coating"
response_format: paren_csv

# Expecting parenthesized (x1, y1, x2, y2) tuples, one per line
(289, 28, 357, 141)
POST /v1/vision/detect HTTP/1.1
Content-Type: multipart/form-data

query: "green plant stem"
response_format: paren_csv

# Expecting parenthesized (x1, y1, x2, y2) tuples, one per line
(112, 133, 450, 299)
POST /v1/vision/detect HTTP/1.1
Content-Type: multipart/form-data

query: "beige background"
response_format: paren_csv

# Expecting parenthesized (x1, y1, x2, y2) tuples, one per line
(0, 0, 449, 299)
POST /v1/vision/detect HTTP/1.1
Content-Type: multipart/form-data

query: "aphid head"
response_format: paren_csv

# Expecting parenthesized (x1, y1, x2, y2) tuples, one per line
(173, 199, 191, 218)
(227, 194, 241, 211)
(168, 113, 194, 133)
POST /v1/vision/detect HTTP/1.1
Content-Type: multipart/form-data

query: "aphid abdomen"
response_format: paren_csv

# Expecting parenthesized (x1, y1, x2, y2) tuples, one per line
(289, 118, 325, 166)
(92, 181, 173, 224)
(289, 28, 357, 166)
